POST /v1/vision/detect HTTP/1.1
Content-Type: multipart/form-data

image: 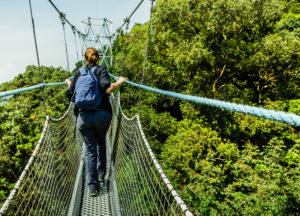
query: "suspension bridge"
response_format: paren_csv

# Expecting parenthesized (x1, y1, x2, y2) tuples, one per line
(0, 0, 300, 215)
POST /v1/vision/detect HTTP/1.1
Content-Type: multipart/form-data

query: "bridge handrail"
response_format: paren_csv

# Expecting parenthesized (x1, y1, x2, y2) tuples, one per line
(109, 73, 300, 127)
(0, 101, 78, 215)
(0, 117, 49, 215)
(136, 114, 193, 215)
(1, 74, 299, 127)
(108, 92, 193, 215)
(0, 75, 74, 99)
(0, 82, 66, 98)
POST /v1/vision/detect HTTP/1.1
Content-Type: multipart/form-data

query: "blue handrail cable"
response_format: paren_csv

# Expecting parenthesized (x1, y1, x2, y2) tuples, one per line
(1, 76, 299, 127)
(109, 73, 300, 127)
(1, 74, 299, 127)
(0, 82, 66, 99)
(0, 76, 73, 99)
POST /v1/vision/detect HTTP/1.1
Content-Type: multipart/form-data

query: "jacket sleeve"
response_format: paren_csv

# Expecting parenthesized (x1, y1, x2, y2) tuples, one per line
(98, 66, 111, 93)
(66, 70, 80, 101)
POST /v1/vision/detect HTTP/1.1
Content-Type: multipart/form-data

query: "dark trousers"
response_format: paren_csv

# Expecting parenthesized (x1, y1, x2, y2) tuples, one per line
(77, 109, 112, 191)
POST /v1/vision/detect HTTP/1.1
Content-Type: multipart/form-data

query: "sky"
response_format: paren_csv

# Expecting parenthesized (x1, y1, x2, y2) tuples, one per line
(0, 0, 152, 84)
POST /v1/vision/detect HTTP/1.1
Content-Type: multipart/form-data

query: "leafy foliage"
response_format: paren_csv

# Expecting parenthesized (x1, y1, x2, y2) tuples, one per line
(0, 66, 70, 206)
(0, 0, 299, 214)
(112, 0, 300, 214)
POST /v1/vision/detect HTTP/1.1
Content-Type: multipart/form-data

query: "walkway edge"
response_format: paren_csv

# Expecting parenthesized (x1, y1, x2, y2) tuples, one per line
(67, 151, 85, 216)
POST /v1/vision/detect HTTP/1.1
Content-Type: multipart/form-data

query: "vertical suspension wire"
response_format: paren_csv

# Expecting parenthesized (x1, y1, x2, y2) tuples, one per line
(106, 19, 114, 66)
(80, 34, 87, 67)
(60, 13, 70, 72)
(72, 27, 80, 63)
(78, 33, 83, 67)
(81, 21, 89, 66)
(137, 0, 155, 114)
(125, 20, 130, 36)
(120, 20, 130, 77)
(28, 0, 47, 115)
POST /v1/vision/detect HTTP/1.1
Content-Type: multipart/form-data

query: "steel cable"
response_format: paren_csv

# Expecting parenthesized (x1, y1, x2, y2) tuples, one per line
(137, 0, 155, 114)
(60, 13, 71, 72)
(28, 0, 47, 116)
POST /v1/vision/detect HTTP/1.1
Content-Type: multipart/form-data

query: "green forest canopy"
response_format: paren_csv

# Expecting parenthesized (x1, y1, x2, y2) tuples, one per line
(112, 0, 299, 215)
(0, 66, 71, 205)
(0, 0, 299, 215)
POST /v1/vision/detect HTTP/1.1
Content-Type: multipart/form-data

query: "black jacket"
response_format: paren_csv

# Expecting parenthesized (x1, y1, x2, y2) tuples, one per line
(66, 64, 112, 114)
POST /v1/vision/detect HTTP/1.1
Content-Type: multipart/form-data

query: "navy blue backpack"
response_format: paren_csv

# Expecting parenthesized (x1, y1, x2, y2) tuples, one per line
(74, 66, 102, 110)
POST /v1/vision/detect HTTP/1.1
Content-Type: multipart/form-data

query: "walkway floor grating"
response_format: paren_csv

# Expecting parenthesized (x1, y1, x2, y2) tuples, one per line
(78, 175, 111, 216)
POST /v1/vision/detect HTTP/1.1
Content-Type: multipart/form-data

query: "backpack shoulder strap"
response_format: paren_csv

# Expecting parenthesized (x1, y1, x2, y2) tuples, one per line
(87, 66, 98, 83)
(79, 67, 86, 76)
(90, 65, 97, 74)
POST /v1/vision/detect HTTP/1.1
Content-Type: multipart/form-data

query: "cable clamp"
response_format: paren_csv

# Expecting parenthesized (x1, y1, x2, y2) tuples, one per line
(59, 12, 66, 24)
(71, 25, 76, 33)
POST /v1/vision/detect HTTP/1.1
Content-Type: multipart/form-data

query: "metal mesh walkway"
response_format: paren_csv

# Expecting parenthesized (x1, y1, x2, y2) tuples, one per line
(78, 174, 111, 216)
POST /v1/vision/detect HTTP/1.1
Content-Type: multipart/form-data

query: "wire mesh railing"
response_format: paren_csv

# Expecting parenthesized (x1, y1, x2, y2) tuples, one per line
(0, 104, 84, 216)
(1, 91, 192, 215)
(107, 92, 193, 216)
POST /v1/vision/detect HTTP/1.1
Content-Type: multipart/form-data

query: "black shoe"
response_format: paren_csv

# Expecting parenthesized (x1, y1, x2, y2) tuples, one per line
(90, 190, 99, 197)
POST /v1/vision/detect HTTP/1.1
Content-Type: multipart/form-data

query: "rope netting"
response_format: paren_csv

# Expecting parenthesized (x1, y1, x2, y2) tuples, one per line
(1, 92, 192, 215)
(0, 104, 84, 216)
(107, 92, 192, 216)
